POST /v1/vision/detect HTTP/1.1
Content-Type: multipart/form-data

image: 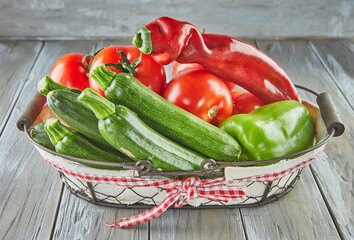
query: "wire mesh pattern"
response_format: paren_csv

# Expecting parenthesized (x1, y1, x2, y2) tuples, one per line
(59, 168, 302, 208)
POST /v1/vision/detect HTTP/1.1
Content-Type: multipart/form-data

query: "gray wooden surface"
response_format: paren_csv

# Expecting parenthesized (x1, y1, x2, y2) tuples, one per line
(0, 38, 353, 240)
(0, 0, 353, 40)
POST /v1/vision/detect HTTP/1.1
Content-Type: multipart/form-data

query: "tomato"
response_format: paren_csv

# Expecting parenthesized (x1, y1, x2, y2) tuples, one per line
(89, 46, 166, 97)
(232, 91, 264, 115)
(171, 61, 236, 91)
(163, 69, 233, 125)
(49, 53, 90, 91)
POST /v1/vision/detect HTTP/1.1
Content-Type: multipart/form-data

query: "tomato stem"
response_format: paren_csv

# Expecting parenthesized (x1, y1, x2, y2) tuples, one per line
(105, 51, 141, 77)
(82, 48, 103, 77)
(82, 54, 92, 75)
(208, 105, 219, 120)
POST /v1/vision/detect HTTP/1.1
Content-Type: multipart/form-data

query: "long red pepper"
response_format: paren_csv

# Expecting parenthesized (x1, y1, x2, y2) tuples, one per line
(133, 17, 301, 104)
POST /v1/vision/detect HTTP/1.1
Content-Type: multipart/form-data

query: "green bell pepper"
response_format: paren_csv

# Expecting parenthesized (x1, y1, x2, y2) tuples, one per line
(218, 100, 315, 162)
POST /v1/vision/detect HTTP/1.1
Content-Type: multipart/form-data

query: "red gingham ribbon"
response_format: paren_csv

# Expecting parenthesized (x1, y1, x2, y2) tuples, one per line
(39, 150, 321, 228)
(106, 177, 246, 228)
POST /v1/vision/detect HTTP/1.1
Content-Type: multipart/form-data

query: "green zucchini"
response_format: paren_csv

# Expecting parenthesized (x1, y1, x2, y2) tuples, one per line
(46, 89, 114, 150)
(78, 89, 206, 171)
(30, 123, 55, 150)
(37, 76, 81, 96)
(90, 65, 241, 162)
(44, 118, 132, 170)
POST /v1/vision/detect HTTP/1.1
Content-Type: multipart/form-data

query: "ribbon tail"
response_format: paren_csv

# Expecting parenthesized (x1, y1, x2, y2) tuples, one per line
(106, 193, 180, 228)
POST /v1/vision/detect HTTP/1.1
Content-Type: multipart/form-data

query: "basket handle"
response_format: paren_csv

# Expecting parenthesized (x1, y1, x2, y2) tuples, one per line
(316, 92, 345, 137)
(16, 91, 46, 131)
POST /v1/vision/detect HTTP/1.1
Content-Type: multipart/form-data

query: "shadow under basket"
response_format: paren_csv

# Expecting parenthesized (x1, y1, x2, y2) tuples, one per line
(17, 85, 345, 209)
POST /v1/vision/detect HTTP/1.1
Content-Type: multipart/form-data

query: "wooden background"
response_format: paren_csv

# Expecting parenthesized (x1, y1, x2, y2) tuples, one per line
(0, 0, 353, 40)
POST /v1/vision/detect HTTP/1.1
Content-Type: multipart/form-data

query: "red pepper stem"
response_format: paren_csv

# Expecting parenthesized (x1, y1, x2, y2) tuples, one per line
(133, 26, 153, 54)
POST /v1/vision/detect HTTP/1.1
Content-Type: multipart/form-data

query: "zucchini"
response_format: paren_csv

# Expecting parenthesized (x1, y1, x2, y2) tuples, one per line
(37, 76, 81, 96)
(90, 65, 241, 161)
(78, 89, 206, 171)
(46, 89, 114, 150)
(30, 123, 55, 150)
(44, 118, 132, 170)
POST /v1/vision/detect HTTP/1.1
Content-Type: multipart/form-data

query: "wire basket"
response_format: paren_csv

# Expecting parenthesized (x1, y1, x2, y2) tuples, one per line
(17, 85, 344, 209)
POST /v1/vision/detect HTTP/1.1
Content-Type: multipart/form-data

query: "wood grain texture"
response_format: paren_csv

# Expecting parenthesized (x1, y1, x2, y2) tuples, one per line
(0, 40, 96, 240)
(52, 190, 149, 240)
(240, 168, 341, 240)
(0, 0, 353, 39)
(256, 39, 353, 240)
(150, 208, 246, 240)
(0, 41, 42, 133)
(307, 39, 354, 240)
(309, 39, 354, 110)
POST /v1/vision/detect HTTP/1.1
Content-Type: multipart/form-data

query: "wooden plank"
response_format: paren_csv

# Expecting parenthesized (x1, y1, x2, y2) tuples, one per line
(241, 168, 341, 240)
(52, 191, 149, 240)
(309, 39, 354, 109)
(0, 40, 96, 240)
(256, 39, 353, 240)
(308, 39, 354, 240)
(0, 0, 353, 40)
(0, 41, 42, 133)
(150, 208, 246, 240)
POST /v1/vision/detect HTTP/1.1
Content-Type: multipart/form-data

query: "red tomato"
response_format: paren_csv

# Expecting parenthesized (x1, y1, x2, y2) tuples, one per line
(232, 91, 264, 115)
(163, 69, 233, 125)
(49, 53, 90, 91)
(89, 46, 166, 97)
(172, 61, 236, 91)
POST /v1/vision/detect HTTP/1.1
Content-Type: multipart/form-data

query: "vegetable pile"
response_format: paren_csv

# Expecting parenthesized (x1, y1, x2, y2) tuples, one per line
(31, 17, 316, 172)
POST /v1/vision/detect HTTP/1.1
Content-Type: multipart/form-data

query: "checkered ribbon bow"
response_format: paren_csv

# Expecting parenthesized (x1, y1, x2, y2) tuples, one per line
(106, 177, 246, 228)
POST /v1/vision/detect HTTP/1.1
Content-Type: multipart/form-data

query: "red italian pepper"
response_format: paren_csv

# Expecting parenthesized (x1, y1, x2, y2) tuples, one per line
(133, 17, 301, 104)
